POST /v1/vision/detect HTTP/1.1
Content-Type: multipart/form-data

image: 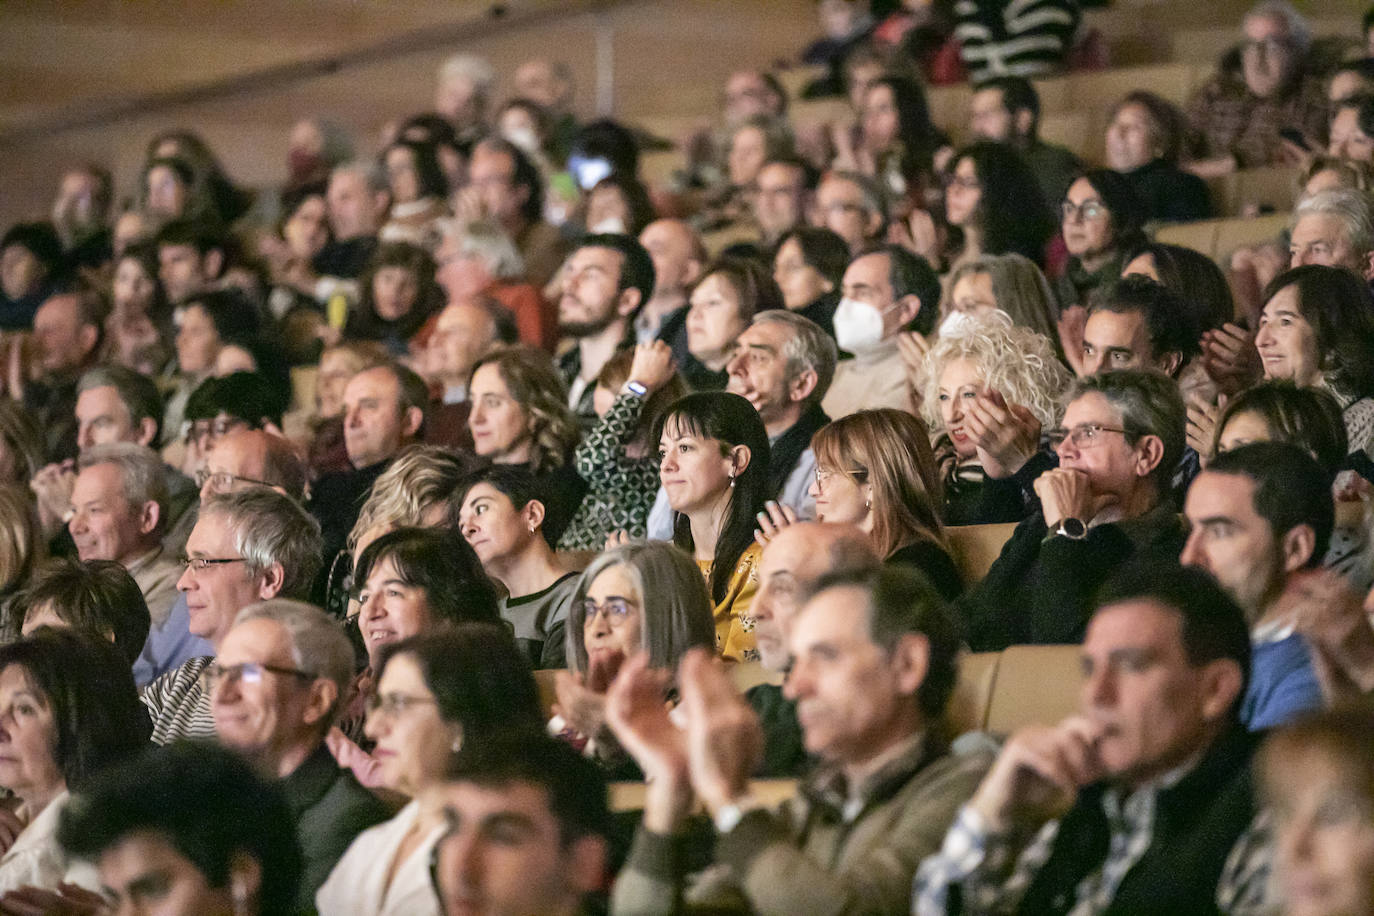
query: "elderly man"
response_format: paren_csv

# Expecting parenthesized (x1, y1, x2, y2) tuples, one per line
(16, 287, 104, 463)
(752, 157, 814, 249)
(1186, 0, 1327, 175)
(435, 53, 495, 146)
(556, 233, 655, 424)
(960, 370, 1188, 650)
(316, 162, 388, 280)
(1288, 187, 1374, 281)
(810, 170, 886, 255)
(608, 565, 989, 915)
(916, 566, 1267, 914)
(68, 443, 180, 632)
(142, 488, 322, 744)
(749, 522, 878, 776)
(462, 137, 566, 289)
(1180, 442, 1361, 729)
(638, 218, 705, 346)
(969, 76, 1081, 209)
(1080, 275, 1201, 379)
(822, 245, 938, 419)
(210, 600, 389, 910)
(430, 733, 612, 916)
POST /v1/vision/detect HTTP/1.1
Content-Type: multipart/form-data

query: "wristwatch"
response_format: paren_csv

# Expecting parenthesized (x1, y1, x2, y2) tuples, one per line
(624, 380, 649, 397)
(713, 796, 765, 833)
(1055, 517, 1088, 540)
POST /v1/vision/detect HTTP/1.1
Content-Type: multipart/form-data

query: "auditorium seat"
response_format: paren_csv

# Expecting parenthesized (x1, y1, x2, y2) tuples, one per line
(1207, 165, 1298, 218)
(983, 644, 1082, 736)
(945, 650, 1000, 739)
(946, 523, 1017, 587)
(1154, 211, 1289, 264)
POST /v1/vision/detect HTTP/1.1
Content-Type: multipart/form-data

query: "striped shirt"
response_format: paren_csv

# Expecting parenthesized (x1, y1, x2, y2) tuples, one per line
(954, 0, 1080, 82)
(141, 655, 216, 744)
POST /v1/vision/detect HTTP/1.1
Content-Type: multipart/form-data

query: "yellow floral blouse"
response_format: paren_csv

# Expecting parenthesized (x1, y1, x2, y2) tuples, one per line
(697, 541, 762, 663)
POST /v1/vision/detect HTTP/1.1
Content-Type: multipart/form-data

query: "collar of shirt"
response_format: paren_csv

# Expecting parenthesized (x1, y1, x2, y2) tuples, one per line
(805, 730, 931, 822)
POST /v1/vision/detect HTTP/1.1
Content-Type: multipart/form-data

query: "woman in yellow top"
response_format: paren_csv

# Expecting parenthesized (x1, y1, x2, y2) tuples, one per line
(654, 392, 769, 662)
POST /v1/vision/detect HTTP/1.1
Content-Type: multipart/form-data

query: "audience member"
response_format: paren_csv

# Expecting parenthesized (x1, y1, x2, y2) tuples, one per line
(15, 558, 150, 667)
(1105, 91, 1212, 222)
(0, 223, 63, 331)
(959, 370, 1187, 649)
(677, 256, 786, 392)
(1081, 275, 1201, 379)
(454, 465, 577, 669)
(937, 253, 1064, 362)
(345, 241, 443, 357)
(377, 138, 449, 246)
(58, 741, 303, 916)
(1055, 170, 1149, 324)
(941, 141, 1056, 270)
(916, 565, 1264, 914)
(824, 245, 939, 418)
(811, 170, 886, 255)
(1123, 240, 1238, 336)
(656, 392, 769, 662)
(771, 226, 848, 338)
(307, 340, 392, 476)
(918, 319, 1069, 525)
(609, 565, 989, 914)
(464, 137, 567, 289)
(317, 161, 388, 280)
(18, 287, 104, 463)
(0, 629, 149, 895)
(561, 342, 686, 549)
(316, 626, 543, 916)
(968, 76, 1080, 208)
(143, 487, 321, 743)
(209, 599, 390, 910)
(154, 219, 229, 305)
(751, 156, 814, 249)
(1287, 188, 1374, 280)
(468, 346, 586, 543)
(636, 219, 705, 346)
(106, 242, 171, 376)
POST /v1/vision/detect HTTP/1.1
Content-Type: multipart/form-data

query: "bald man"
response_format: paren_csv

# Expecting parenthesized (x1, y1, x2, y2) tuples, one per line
(198, 429, 309, 503)
(750, 522, 879, 776)
(638, 219, 705, 346)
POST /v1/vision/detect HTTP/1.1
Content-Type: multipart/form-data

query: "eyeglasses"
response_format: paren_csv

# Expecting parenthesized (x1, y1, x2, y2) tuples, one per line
(194, 469, 277, 492)
(813, 466, 868, 491)
(1047, 424, 1130, 450)
(199, 661, 314, 692)
(366, 692, 440, 717)
(580, 597, 636, 626)
(178, 556, 247, 571)
(1061, 199, 1107, 222)
(186, 417, 250, 443)
(945, 174, 981, 191)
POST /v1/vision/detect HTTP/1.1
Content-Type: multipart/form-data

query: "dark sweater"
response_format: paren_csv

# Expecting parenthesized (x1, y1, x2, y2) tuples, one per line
(887, 539, 964, 601)
(1119, 159, 1212, 224)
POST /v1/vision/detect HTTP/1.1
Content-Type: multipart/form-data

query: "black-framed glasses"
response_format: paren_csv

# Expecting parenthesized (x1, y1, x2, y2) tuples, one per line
(199, 661, 314, 692)
(580, 597, 636, 626)
(177, 556, 247, 571)
(1047, 424, 1131, 450)
(194, 469, 278, 491)
(366, 692, 440, 717)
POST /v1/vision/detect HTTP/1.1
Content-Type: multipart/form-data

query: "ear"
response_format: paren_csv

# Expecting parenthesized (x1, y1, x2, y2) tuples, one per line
(895, 293, 922, 329)
(683, 258, 705, 287)
(566, 835, 610, 896)
(786, 367, 819, 404)
(521, 498, 547, 532)
(77, 324, 99, 356)
(1157, 351, 1183, 378)
(1013, 108, 1035, 137)
(203, 249, 225, 279)
(1279, 523, 1317, 573)
(890, 632, 931, 698)
(135, 417, 158, 448)
(1133, 433, 1166, 478)
(1199, 658, 1244, 722)
(615, 286, 642, 318)
(401, 406, 424, 439)
(301, 678, 341, 730)
(864, 209, 884, 238)
(136, 500, 161, 538)
(227, 852, 262, 912)
(728, 443, 752, 477)
(257, 562, 286, 600)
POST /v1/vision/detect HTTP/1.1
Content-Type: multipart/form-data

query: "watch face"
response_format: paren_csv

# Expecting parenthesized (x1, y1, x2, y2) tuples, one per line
(1061, 517, 1087, 538)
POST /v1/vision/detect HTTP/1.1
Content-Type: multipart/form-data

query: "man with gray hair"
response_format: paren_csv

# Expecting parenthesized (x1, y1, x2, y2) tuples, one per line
(1289, 187, 1374, 281)
(436, 53, 495, 146)
(316, 161, 389, 280)
(1186, 0, 1327, 175)
(810, 170, 887, 255)
(69, 442, 181, 633)
(959, 369, 1188, 650)
(142, 487, 323, 744)
(210, 599, 389, 910)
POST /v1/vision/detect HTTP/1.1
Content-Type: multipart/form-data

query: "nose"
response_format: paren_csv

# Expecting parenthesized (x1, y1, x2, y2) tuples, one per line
(585, 608, 612, 641)
(726, 348, 746, 377)
(68, 509, 86, 534)
(1254, 323, 1275, 347)
(1082, 663, 1117, 709)
(360, 590, 384, 622)
(76, 425, 93, 451)
(345, 405, 362, 428)
(1179, 529, 1207, 570)
(176, 564, 195, 593)
(782, 657, 810, 701)
(807, 476, 821, 499)
(1054, 433, 1078, 461)
(363, 704, 386, 742)
(1278, 812, 1316, 870)
(660, 450, 677, 475)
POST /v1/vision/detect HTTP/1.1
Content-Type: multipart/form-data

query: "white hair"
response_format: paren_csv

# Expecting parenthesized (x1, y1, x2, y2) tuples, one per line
(1244, 0, 1311, 52)
(1294, 188, 1374, 256)
(438, 53, 496, 96)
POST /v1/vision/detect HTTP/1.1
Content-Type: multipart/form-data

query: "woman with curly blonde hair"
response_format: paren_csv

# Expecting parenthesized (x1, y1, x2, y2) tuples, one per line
(468, 345, 586, 543)
(809, 409, 962, 599)
(916, 319, 1071, 525)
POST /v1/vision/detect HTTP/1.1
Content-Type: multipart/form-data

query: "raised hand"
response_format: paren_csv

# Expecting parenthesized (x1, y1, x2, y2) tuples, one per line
(604, 654, 692, 832)
(1272, 568, 1374, 700)
(678, 649, 763, 814)
(1201, 323, 1261, 396)
(964, 389, 1041, 479)
(968, 715, 1107, 832)
(754, 499, 798, 548)
(1185, 395, 1223, 466)
(626, 340, 677, 393)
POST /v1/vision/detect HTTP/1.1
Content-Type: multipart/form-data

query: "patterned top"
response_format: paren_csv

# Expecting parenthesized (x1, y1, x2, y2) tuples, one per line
(699, 541, 762, 663)
(1186, 69, 1328, 169)
(141, 655, 216, 745)
(558, 392, 662, 551)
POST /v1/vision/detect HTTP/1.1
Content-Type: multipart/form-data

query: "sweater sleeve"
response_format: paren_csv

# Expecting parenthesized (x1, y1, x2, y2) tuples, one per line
(573, 392, 645, 488)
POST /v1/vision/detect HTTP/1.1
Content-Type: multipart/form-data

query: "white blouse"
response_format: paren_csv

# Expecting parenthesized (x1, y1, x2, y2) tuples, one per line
(315, 799, 444, 916)
(0, 792, 100, 895)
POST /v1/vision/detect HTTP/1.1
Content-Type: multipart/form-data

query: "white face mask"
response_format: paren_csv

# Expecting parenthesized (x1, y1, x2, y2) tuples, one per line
(503, 126, 540, 155)
(938, 307, 1012, 338)
(833, 296, 890, 353)
(589, 216, 627, 234)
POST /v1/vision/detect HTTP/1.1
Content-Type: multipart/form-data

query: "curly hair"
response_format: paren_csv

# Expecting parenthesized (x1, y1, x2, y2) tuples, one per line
(347, 445, 478, 552)
(470, 345, 581, 475)
(916, 319, 1071, 434)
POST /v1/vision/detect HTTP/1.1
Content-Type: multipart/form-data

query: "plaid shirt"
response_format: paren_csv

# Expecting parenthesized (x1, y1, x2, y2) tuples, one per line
(1186, 70, 1328, 169)
(913, 768, 1274, 915)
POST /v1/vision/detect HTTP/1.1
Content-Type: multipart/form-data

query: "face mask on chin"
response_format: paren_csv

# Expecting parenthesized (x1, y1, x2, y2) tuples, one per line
(589, 216, 627, 234)
(833, 296, 896, 353)
(938, 307, 1012, 338)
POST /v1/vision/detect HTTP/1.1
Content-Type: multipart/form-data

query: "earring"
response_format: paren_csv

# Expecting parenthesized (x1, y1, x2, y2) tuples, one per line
(729, 468, 736, 489)
(865, 494, 872, 511)
(451, 736, 463, 752)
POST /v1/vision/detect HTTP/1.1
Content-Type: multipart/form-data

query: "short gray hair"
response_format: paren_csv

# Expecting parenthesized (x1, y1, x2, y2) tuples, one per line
(438, 218, 525, 281)
(1065, 370, 1185, 488)
(202, 489, 323, 599)
(438, 53, 496, 98)
(750, 309, 838, 404)
(1244, 0, 1310, 53)
(232, 599, 355, 728)
(566, 542, 714, 676)
(825, 170, 886, 219)
(1294, 188, 1374, 256)
(77, 443, 168, 532)
(331, 159, 388, 195)
(77, 366, 164, 447)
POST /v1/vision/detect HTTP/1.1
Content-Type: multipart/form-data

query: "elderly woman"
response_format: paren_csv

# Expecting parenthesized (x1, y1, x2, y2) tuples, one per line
(467, 346, 586, 542)
(916, 319, 1071, 525)
(453, 464, 578, 668)
(0, 628, 149, 894)
(552, 541, 714, 774)
(1104, 91, 1211, 223)
(434, 218, 554, 351)
(318, 626, 543, 916)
